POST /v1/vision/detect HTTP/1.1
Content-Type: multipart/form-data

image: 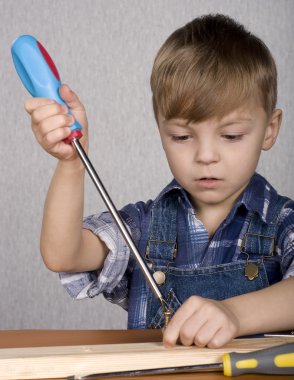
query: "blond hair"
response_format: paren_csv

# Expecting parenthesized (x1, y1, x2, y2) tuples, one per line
(151, 14, 277, 122)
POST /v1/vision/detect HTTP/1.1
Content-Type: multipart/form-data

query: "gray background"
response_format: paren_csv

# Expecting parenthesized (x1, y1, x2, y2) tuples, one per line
(1, 0, 293, 329)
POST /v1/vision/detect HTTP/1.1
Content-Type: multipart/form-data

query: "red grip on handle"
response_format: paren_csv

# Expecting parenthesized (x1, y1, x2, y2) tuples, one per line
(63, 129, 83, 144)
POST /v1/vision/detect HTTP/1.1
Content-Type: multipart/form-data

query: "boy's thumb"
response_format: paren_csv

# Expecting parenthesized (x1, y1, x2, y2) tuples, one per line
(59, 84, 84, 112)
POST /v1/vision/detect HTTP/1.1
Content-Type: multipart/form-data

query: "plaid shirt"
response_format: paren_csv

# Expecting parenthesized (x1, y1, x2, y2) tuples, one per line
(59, 173, 294, 324)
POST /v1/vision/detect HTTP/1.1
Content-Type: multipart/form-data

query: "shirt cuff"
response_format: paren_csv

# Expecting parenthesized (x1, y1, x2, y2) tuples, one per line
(59, 212, 130, 300)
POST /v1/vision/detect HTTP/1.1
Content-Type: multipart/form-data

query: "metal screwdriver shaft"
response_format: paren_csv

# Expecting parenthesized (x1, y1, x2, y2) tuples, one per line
(72, 138, 170, 318)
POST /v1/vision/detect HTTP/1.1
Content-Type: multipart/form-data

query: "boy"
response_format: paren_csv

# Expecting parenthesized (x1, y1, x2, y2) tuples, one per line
(25, 14, 294, 348)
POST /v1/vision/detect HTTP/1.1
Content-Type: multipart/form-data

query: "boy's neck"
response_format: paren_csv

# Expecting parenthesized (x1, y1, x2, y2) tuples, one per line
(196, 204, 231, 237)
(190, 180, 249, 237)
(193, 192, 244, 237)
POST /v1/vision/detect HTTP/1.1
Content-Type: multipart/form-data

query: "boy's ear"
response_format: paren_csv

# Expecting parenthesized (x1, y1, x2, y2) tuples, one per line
(262, 109, 282, 151)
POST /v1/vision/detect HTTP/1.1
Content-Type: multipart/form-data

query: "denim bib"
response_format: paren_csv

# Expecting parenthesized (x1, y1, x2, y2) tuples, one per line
(138, 191, 290, 329)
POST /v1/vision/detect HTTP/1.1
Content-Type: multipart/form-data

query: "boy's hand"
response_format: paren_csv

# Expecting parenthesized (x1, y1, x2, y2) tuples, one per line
(24, 84, 88, 161)
(163, 296, 240, 348)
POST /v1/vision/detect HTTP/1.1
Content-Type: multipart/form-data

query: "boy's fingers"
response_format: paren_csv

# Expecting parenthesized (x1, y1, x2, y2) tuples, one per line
(24, 98, 55, 114)
(42, 127, 71, 150)
(163, 297, 202, 347)
(207, 326, 232, 349)
(58, 84, 87, 129)
(59, 84, 85, 112)
(24, 84, 85, 114)
(35, 114, 74, 135)
(32, 114, 73, 148)
(31, 103, 68, 124)
(179, 313, 210, 347)
(193, 320, 221, 347)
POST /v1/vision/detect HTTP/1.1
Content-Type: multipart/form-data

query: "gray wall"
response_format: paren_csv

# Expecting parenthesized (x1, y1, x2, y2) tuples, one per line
(1, 0, 293, 329)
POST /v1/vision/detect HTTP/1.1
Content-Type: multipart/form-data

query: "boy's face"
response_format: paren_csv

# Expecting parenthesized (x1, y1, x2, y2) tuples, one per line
(158, 93, 281, 213)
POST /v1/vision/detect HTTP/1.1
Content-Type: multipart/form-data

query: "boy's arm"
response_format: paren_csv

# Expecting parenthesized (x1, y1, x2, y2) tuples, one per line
(25, 84, 108, 273)
(41, 159, 108, 272)
(223, 276, 294, 336)
(163, 277, 294, 348)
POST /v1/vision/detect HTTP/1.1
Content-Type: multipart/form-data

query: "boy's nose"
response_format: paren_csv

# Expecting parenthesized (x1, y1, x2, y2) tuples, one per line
(193, 140, 220, 164)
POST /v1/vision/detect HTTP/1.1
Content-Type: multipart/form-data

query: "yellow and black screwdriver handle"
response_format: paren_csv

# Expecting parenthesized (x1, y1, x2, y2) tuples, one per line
(223, 342, 294, 376)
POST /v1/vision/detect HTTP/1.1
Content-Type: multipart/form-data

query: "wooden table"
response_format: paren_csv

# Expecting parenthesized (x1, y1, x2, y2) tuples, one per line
(0, 330, 290, 380)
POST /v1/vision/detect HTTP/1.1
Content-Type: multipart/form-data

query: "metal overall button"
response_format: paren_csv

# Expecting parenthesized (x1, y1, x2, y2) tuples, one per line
(241, 232, 275, 281)
(245, 260, 261, 281)
(145, 240, 178, 286)
(153, 271, 166, 285)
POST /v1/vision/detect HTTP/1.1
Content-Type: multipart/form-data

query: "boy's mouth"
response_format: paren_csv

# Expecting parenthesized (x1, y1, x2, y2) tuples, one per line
(196, 177, 221, 188)
(197, 177, 220, 181)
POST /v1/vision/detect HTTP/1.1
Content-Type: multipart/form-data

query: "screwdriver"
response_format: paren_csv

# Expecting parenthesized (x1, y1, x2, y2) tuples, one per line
(11, 35, 171, 325)
(67, 342, 294, 378)
(222, 342, 294, 376)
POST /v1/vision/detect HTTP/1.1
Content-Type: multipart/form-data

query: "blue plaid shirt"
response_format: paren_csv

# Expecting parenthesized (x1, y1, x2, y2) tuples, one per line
(59, 173, 294, 324)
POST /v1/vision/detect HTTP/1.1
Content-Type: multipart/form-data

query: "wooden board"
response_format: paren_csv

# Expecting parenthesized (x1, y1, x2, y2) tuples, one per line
(0, 336, 293, 379)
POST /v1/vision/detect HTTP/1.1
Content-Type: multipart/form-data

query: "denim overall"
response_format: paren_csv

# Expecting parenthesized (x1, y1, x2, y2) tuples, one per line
(128, 189, 290, 329)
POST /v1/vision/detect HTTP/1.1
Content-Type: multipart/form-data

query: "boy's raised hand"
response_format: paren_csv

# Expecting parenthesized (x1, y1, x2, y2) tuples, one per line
(163, 296, 240, 348)
(24, 84, 88, 161)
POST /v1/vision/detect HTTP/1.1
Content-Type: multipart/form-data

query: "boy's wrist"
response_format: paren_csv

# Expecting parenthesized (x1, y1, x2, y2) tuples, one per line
(220, 298, 243, 337)
(57, 157, 85, 175)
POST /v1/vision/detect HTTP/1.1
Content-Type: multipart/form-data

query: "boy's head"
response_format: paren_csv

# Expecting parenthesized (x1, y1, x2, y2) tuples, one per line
(151, 15, 282, 213)
(151, 14, 277, 123)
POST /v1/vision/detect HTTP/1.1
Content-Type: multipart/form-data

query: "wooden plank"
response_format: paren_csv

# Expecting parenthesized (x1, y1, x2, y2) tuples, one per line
(0, 330, 162, 349)
(0, 337, 293, 379)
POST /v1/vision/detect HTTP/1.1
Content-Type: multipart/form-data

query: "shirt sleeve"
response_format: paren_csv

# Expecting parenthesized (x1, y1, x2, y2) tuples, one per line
(277, 200, 294, 279)
(59, 209, 141, 310)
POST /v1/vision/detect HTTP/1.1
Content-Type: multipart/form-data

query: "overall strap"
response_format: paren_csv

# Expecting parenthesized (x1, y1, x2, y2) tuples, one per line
(241, 196, 291, 257)
(146, 190, 179, 265)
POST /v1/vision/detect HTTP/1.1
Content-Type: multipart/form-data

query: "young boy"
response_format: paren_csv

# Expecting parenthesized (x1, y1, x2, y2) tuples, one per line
(25, 14, 294, 348)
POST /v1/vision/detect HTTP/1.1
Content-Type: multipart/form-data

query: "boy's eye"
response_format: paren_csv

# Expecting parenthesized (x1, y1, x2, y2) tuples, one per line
(172, 135, 191, 141)
(222, 134, 243, 141)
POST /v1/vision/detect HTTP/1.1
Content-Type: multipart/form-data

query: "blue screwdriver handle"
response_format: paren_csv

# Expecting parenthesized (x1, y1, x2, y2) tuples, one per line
(11, 35, 83, 143)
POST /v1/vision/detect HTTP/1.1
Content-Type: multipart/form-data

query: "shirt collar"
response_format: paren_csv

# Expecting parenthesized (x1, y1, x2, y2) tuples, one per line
(153, 178, 192, 208)
(233, 173, 278, 224)
(156, 173, 278, 225)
